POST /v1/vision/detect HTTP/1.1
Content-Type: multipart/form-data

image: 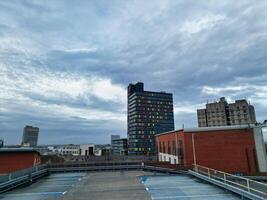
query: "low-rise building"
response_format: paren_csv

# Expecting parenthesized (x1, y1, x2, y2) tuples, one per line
(60, 144, 80, 156)
(0, 148, 41, 173)
(156, 125, 267, 175)
(41, 144, 95, 156)
(80, 144, 95, 156)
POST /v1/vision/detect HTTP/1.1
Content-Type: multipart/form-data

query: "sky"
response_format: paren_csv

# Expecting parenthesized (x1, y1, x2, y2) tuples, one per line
(0, 0, 267, 145)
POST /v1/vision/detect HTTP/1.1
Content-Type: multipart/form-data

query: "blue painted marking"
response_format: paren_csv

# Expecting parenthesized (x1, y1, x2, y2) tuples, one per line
(139, 176, 148, 183)
(141, 175, 240, 200)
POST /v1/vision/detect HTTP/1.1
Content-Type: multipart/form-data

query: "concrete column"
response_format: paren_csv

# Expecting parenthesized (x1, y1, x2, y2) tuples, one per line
(253, 127, 267, 172)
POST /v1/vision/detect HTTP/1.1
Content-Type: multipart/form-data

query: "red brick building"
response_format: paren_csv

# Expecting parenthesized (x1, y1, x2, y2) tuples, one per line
(0, 148, 41, 173)
(156, 125, 267, 175)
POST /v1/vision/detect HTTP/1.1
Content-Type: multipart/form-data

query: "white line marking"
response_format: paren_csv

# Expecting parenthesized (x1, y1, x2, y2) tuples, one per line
(1, 192, 65, 197)
(32, 184, 72, 188)
(147, 185, 213, 190)
(152, 193, 233, 199)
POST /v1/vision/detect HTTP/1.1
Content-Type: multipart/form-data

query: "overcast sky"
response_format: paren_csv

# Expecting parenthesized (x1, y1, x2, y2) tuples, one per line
(0, 0, 267, 145)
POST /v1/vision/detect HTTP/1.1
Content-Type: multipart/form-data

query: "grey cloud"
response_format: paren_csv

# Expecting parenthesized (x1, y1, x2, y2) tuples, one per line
(1, 0, 267, 144)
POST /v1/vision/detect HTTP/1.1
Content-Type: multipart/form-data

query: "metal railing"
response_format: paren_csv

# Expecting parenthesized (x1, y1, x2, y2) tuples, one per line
(0, 165, 47, 183)
(0, 165, 48, 193)
(193, 164, 267, 199)
(47, 161, 142, 168)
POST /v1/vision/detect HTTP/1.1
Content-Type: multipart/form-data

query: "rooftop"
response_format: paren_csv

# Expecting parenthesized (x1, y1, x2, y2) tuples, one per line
(156, 124, 259, 136)
(0, 171, 242, 200)
(0, 148, 39, 154)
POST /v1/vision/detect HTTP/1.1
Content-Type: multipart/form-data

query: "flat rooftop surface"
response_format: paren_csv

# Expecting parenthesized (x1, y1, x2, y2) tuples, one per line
(62, 171, 153, 200)
(0, 173, 85, 200)
(141, 174, 240, 200)
(0, 171, 241, 200)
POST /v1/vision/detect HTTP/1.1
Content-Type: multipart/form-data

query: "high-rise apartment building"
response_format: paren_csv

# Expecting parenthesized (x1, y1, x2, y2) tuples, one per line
(111, 135, 120, 155)
(21, 125, 39, 147)
(127, 82, 174, 155)
(111, 135, 120, 145)
(197, 97, 256, 127)
(111, 138, 128, 155)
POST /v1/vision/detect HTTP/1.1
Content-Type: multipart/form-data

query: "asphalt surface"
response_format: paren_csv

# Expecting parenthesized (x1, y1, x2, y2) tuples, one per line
(62, 171, 153, 200)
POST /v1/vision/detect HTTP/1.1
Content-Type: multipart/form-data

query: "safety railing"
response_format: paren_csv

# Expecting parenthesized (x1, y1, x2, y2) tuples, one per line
(0, 165, 48, 193)
(0, 165, 47, 183)
(193, 164, 267, 199)
(47, 161, 142, 168)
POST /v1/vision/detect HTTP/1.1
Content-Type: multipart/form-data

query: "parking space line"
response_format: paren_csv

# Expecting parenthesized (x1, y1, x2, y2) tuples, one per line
(151, 193, 234, 199)
(0, 191, 67, 197)
(147, 185, 213, 190)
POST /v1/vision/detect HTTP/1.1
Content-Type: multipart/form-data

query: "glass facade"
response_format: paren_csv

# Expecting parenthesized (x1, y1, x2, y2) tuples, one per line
(111, 138, 128, 155)
(127, 82, 174, 155)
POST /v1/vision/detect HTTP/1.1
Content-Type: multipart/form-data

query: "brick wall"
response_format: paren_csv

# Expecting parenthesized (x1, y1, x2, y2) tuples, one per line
(0, 152, 41, 173)
(157, 128, 259, 175)
(186, 129, 258, 174)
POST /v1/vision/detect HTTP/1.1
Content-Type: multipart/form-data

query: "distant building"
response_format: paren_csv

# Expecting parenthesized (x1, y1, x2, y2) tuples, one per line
(80, 144, 95, 156)
(61, 144, 80, 156)
(156, 125, 267, 175)
(0, 148, 41, 173)
(34, 145, 53, 155)
(111, 135, 120, 155)
(111, 135, 120, 145)
(0, 139, 3, 148)
(127, 82, 174, 155)
(94, 144, 111, 156)
(21, 125, 39, 147)
(40, 144, 95, 156)
(197, 97, 256, 127)
(112, 138, 128, 155)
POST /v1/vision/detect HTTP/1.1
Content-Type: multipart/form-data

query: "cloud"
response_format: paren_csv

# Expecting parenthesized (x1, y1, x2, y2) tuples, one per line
(180, 14, 226, 34)
(174, 103, 205, 114)
(63, 47, 98, 54)
(1, 0, 267, 144)
(202, 86, 248, 95)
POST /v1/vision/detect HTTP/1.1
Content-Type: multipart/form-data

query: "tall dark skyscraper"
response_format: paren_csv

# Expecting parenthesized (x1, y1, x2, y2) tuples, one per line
(127, 82, 174, 155)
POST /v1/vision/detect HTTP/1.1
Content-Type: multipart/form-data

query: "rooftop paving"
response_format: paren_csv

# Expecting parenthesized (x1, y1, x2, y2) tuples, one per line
(141, 174, 240, 200)
(62, 171, 153, 200)
(0, 173, 85, 200)
(0, 171, 242, 200)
